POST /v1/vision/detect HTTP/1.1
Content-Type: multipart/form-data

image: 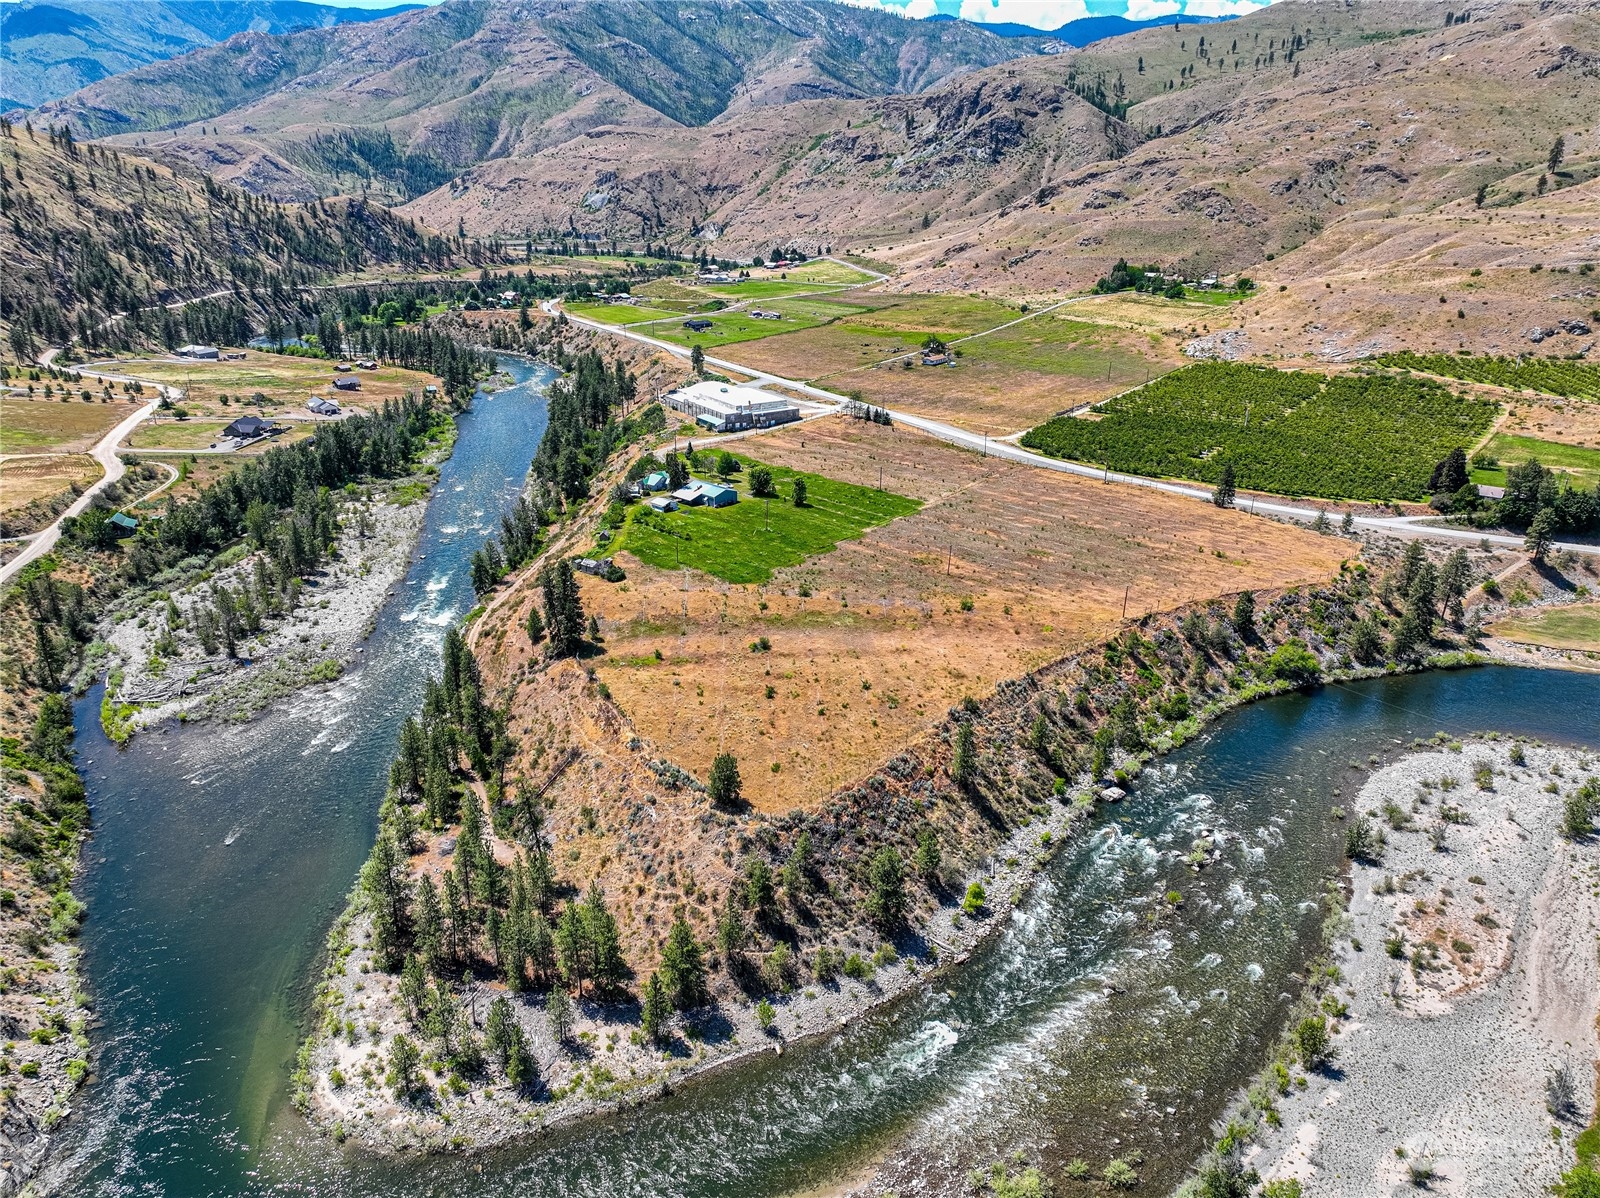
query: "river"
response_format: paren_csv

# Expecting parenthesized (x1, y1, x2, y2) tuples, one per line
(43, 358, 1600, 1195)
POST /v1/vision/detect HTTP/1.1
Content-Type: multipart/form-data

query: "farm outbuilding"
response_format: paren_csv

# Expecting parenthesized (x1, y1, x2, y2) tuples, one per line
(333, 376, 361, 391)
(673, 479, 738, 508)
(669, 381, 800, 433)
(176, 345, 219, 360)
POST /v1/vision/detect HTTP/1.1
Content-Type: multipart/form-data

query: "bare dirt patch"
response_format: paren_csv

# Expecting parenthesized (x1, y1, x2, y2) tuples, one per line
(585, 417, 1345, 811)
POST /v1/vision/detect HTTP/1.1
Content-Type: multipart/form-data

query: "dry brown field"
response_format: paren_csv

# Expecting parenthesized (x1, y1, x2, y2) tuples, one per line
(570, 417, 1345, 811)
(0, 396, 136, 454)
(735, 311, 1180, 433)
(99, 351, 439, 422)
(0, 454, 100, 513)
(1501, 397, 1600, 449)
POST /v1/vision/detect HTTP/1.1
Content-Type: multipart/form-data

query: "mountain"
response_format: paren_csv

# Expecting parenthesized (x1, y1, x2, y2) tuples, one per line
(0, 121, 459, 357)
(930, 11, 1234, 46)
(0, 1, 421, 111)
(396, 0, 1597, 276)
(30, 0, 1048, 201)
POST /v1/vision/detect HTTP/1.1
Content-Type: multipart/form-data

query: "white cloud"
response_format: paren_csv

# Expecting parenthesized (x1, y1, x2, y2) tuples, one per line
(1182, 0, 1270, 17)
(903, 0, 940, 17)
(1125, 0, 1181, 20)
(956, 0, 1091, 29)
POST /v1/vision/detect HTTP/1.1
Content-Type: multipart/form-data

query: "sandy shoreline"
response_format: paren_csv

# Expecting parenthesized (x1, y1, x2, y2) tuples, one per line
(1249, 739, 1600, 1196)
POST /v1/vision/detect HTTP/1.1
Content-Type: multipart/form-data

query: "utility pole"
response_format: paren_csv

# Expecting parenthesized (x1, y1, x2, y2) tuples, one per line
(1122, 585, 1130, 620)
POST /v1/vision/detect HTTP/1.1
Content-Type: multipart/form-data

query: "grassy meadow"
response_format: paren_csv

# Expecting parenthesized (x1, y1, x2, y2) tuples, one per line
(608, 456, 920, 584)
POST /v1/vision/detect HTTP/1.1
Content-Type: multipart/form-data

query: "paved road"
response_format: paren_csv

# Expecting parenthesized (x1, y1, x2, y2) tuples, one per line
(550, 302, 1600, 560)
(0, 396, 163, 586)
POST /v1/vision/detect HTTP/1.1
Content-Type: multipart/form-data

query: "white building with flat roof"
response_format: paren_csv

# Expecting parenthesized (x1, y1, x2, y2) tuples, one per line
(669, 381, 801, 433)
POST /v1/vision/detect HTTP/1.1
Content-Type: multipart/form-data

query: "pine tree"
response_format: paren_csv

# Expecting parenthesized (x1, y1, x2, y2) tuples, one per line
(387, 1034, 422, 1097)
(744, 857, 776, 921)
(485, 995, 513, 1070)
(1212, 463, 1236, 508)
(399, 954, 429, 1024)
(582, 883, 624, 990)
(546, 986, 574, 1043)
(1232, 590, 1256, 638)
(952, 720, 977, 790)
(780, 829, 812, 896)
(660, 918, 708, 1010)
(541, 558, 585, 657)
(442, 870, 467, 966)
(640, 971, 671, 1043)
(912, 828, 942, 884)
(865, 847, 907, 930)
(361, 832, 412, 972)
(1526, 509, 1557, 561)
(707, 753, 743, 808)
(505, 1023, 534, 1089)
(414, 875, 444, 976)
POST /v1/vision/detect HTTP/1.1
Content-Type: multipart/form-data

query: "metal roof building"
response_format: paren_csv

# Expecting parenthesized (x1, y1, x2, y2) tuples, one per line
(669, 381, 800, 434)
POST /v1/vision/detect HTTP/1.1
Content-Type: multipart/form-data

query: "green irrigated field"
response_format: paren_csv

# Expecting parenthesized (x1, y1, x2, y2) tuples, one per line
(1491, 602, 1600, 652)
(1020, 363, 1499, 501)
(781, 260, 879, 285)
(1470, 434, 1600, 489)
(566, 302, 682, 325)
(650, 299, 871, 350)
(698, 280, 842, 300)
(1375, 352, 1600, 400)
(609, 457, 919, 584)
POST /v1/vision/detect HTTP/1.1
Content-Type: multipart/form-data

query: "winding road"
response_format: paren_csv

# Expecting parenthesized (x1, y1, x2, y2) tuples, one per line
(0, 354, 186, 587)
(548, 301, 1600, 559)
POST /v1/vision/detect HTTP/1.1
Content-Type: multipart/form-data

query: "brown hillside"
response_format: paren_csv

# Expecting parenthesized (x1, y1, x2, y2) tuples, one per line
(36, 0, 1043, 204)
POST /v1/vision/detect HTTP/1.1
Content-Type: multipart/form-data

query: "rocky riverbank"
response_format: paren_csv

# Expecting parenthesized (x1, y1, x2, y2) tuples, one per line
(1249, 739, 1600, 1196)
(302, 790, 1093, 1154)
(300, 535, 1522, 1161)
(96, 469, 440, 738)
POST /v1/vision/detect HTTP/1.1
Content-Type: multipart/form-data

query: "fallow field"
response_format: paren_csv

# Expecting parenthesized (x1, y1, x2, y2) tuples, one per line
(581, 416, 1347, 810)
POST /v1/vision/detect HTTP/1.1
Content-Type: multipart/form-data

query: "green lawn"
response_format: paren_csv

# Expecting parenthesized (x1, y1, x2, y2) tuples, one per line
(698, 280, 844, 300)
(1491, 602, 1600, 652)
(1469, 434, 1600, 489)
(608, 457, 920, 584)
(782, 260, 880, 285)
(649, 299, 871, 349)
(566, 303, 682, 325)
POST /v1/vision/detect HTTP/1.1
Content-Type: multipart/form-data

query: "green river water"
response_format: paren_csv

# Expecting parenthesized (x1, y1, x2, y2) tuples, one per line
(41, 358, 1600, 1195)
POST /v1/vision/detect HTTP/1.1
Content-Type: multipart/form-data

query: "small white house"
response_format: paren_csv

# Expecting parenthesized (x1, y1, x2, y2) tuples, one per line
(647, 496, 678, 513)
(307, 397, 340, 416)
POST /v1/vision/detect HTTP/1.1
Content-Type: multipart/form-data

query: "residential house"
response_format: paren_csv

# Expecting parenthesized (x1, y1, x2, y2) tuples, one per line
(176, 344, 219, 360)
(307, 397, 341, 416)
(222, 415, 276, 440)
(640, 471, 671, 493)
(683, 318, 714, 332)
(333, 376, 361, 391)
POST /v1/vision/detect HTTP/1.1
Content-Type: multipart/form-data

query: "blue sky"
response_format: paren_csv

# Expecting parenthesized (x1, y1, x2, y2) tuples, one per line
(335, 0, 1274, 25)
